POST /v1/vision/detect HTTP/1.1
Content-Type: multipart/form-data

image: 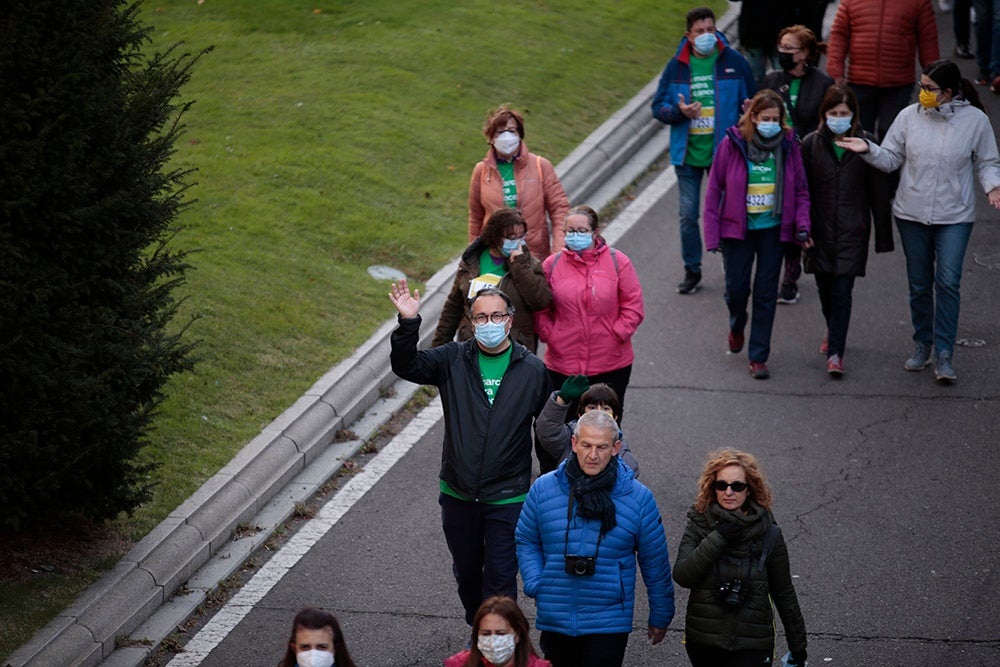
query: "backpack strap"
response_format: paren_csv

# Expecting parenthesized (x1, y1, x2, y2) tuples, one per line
(756, 522, 780, 572)
(546, 251, 562, 281)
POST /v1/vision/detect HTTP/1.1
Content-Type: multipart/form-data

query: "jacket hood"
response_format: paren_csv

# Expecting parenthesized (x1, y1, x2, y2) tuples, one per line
(554, 456, 635, 496)
(918, 97, 971, 121)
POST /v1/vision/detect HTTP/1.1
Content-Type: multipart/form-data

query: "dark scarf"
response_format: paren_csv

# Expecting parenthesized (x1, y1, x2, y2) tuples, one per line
(565, 456, 618, 535)
(707, 500, 770, 558)
(747, 130, 785, 220)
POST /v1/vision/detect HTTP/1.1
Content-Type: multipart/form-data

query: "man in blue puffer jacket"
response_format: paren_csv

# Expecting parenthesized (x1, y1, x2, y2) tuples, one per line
(516, 410, 674, 667)
(652, 6, 756, 295)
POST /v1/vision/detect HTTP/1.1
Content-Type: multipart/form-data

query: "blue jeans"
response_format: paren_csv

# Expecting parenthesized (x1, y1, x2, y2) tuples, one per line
(814, 273, 856, 358)
(895, 219, 973, 357)
(675, 163, 708, 273)
(972, 0, 1000, 78)
(440, 493, 522, 625)
(721, 226, 783, 363)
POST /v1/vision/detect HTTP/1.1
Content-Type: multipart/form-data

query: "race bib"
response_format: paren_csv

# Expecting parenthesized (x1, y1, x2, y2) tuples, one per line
(746, 182, 775, 214)
(689, 106, 715, 135)
(468, 273, 501, 299)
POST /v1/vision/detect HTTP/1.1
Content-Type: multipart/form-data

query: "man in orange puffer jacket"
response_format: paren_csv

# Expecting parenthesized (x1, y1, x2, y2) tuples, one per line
(827, 0, 940, 140)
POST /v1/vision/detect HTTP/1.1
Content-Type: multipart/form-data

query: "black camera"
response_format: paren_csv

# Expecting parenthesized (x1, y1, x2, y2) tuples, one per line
(718, 580, 746, 609)
(564, 555, 596, 576)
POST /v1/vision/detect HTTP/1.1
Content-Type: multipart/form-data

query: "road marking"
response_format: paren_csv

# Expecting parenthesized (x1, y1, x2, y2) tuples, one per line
(166, 397, 444, 666)
(601, 167, 677, 247)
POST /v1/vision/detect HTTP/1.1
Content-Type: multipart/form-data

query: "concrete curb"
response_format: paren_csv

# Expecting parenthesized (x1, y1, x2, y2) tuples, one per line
(5, 7, 741, 666)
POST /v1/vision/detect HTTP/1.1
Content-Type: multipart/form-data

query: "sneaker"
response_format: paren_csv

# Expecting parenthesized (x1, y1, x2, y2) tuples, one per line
(748, 361, 769, 379)
(935, 353, 957, 383)
(991, 75, 1000, 94)
(677, 270, 702, 294)
(827, 354, 844, 377)
(728, 331, 744, 353)
(819, 333, 829, 355)
(777, 283, 799, 304)
(904, 343, 931, 371)
(955, 44, 974, 59)
(976, 76, 989, 86)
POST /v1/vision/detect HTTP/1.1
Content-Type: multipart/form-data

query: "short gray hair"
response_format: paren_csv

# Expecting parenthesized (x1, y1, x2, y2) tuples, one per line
(573, 410, 619, 442)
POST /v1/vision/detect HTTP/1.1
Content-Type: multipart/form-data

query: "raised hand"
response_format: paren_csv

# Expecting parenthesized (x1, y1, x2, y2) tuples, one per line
(834, 136, 870, 153)
(389, 278, 421, 319)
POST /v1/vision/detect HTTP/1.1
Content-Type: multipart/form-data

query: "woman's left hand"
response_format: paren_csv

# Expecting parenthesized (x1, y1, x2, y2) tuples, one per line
(988, 186, 1000, 211)
(647, 625, 667, 645)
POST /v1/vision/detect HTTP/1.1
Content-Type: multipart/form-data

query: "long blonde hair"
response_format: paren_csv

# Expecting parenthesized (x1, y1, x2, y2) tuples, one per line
(693, 449, 773, 513)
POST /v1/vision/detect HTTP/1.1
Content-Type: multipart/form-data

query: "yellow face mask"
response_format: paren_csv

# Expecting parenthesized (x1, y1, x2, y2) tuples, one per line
(919, 88, 941, 109)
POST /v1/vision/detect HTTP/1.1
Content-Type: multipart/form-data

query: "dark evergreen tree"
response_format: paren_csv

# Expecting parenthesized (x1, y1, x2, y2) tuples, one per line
(0, 1, 202, 529)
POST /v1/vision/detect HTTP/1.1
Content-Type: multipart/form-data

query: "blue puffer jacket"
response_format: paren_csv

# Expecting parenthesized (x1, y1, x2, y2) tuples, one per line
(651, 34, 756, 166)
(516, 458, 675, 635)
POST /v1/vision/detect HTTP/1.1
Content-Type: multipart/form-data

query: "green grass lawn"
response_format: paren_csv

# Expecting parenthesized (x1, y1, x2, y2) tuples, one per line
(0, 0, 728, 659)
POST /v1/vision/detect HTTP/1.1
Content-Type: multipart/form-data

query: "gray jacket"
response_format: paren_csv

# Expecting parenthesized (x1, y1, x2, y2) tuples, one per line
(863, 100, 1000, 225)
(534, 391, 640, 477)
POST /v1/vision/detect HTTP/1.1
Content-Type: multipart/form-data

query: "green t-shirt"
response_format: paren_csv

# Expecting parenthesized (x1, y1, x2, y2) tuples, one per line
(831, 138, 846, 161)
(746, 154, 780, 230)
(788, 78, 802, 109)
(685, 50, 719, 168)
(497, 160, 517, 209)
(467, 250, 506, 298)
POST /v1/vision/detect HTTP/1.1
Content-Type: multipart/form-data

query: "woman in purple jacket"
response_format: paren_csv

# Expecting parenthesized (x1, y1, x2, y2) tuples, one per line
(703, 89, 811, 379)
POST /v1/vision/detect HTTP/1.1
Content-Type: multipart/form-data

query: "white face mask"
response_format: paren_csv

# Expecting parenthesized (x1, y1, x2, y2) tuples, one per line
(478, 633, 517, 665)
(493, 130, 520, 156)
(296, 649, 334, 667)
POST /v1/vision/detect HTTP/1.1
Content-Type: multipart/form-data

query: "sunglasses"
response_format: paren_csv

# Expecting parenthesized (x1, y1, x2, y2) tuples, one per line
(713, 480, 748, 492)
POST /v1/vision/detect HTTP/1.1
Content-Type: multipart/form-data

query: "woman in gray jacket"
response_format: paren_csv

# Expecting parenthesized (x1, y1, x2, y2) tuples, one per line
(838, 59, 1000, 383)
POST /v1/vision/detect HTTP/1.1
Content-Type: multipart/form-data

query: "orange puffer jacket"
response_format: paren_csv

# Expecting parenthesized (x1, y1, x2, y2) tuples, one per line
(827, 0, 939, 87)
(468, 142, 570, 258)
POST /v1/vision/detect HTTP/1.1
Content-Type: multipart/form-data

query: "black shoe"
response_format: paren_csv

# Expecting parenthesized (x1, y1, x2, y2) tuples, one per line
(955, 44, 974, 59)
(677, 270, 702, 294)
(776, 283, 799, 304)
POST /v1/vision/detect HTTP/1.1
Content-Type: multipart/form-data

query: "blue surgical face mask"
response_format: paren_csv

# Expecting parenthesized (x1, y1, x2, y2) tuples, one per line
(825, 114, 853, 135)
(474, 320, 508, 348)
(693, 32, 717, 56)
(501, 237, 524, 257)
(756, 121, 782, 139)
(565, 231, 594, 252)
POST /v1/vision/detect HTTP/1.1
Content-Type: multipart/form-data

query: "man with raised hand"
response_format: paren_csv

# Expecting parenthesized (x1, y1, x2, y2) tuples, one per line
(388, 280, 549, 626)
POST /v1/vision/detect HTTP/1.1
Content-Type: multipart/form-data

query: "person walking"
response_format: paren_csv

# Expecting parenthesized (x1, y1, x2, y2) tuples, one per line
(800, 84, 894, 377)
(653, 6, 756, 294)
(827, 0, 940, 140)
(434, 208, 551, 353)
(673, 449, 807, 667)
(836, 60, 1000, 383)
(762, 24, 835, 305)
(534, 205, 644, 432)
(389, 281, 549, 624)
(702, 89, 811, 380)
(468, 105, 570, 259)
(278, 608, 357, 667)
(516, 410, 674, 667)
(444, 596, 551, 667)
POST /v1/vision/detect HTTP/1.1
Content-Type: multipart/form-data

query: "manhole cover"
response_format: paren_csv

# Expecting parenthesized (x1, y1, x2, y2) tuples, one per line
(957, 338, 986, 348)
(366, 265, 406, 281)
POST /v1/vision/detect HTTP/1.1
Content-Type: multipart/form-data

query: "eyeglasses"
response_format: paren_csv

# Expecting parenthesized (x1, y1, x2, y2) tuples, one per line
(776, 44, 802, 53)
(713, 480, 749, 492)
(471, 311, 511, 325)
(919, 83, 941, 93)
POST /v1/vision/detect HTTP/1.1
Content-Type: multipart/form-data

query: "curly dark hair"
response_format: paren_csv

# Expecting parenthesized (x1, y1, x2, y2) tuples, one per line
(480, 208, 527, 251)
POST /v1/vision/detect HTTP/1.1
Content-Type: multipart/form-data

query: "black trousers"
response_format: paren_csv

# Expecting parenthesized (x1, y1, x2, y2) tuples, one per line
(540, 631, 630, 667)
(685, 642, 773, 667)
(439, 493, 522, 625)
(815, 273, 856, 358)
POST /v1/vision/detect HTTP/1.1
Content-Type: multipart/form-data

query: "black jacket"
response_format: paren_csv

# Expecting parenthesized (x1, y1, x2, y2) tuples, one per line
(762, 66, 835, 140)
(390, 315, 549, 501)
(673, 503, 807, 655)
(800, 128, 894, 276)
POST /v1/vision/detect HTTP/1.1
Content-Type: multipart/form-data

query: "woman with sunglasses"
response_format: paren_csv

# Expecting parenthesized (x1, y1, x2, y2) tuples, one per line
(434, 208, 551, 353)
(837, 59, 1000, 383)
(673, 449, 807, 667)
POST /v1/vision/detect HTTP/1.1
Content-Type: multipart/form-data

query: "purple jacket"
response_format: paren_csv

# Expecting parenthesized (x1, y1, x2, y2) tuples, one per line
(703, 125, 811, 251)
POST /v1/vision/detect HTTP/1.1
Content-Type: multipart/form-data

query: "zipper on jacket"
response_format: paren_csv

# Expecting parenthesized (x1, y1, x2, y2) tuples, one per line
(472, 349, 520, 500)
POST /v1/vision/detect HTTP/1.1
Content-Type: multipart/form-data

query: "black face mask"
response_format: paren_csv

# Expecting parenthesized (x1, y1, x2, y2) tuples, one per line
(778, 51, 798, 73)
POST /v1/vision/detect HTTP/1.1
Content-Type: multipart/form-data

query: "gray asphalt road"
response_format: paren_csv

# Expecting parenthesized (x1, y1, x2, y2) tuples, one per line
(170, 8, 1000, 667)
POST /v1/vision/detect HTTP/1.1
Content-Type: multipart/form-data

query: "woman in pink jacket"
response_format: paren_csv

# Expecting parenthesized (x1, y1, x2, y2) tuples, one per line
(468, 105, 570, 258)
(703, 89, 811, 380)
(444, 596, 550, 667)
(535, 205, 644, 422)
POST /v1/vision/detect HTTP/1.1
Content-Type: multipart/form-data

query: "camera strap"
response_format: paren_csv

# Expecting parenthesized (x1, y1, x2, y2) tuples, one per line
(563, 493, 603, 559)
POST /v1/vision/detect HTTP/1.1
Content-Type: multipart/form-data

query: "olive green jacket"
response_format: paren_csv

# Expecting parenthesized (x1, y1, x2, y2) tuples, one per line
(673, 502, 807, 654)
